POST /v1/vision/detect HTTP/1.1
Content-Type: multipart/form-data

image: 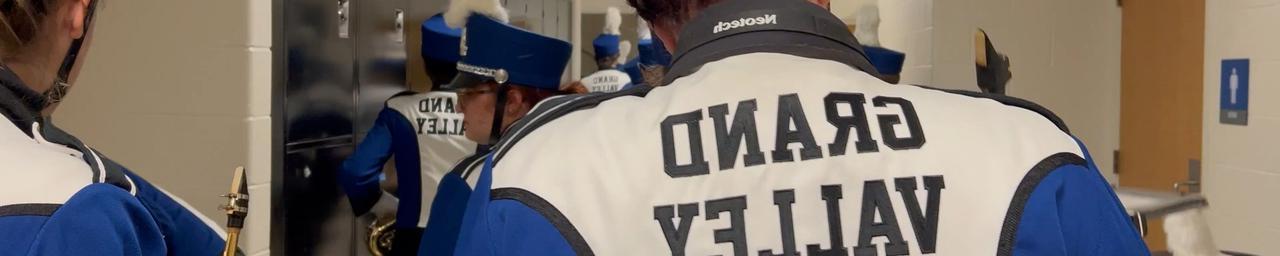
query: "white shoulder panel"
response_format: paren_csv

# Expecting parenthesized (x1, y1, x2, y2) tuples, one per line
(0, 122, 93, 206)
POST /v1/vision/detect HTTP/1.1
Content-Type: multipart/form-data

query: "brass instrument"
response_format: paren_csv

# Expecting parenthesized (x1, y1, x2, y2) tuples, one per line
(220, 167, 249, 256)
(368, 217, 396, 256)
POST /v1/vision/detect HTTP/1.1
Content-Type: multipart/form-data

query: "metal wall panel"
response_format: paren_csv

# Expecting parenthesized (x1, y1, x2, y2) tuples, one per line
(277, 0, 361, 254)
(353, 0, 410, 142)
(350, 0, 410, 255)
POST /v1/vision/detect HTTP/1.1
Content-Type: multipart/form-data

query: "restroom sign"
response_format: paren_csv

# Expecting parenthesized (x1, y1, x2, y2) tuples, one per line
(1221, 59, 1249, 125)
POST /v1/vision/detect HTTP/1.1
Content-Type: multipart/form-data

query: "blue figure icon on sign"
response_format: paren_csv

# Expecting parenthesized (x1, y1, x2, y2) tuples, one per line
(1221, 59, 1248, 125)
(1230, 68, 1238, 105)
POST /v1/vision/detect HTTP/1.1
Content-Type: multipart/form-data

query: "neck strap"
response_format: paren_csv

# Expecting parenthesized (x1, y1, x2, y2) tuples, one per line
(46, 0, 99, 108)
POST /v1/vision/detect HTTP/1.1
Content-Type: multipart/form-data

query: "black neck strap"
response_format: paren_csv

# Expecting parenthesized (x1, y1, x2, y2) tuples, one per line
(47, 0, 98, 108)
(486, 84, 510, 146)
(662, 0, 878, 85)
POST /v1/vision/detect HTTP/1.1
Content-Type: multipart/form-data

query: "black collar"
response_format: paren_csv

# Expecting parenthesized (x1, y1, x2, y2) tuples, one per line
(662, 0, 879, 86)
(0, 66, 47, 136)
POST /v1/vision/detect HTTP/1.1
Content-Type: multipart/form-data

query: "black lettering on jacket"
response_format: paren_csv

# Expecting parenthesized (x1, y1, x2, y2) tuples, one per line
(872, 97, 926, 150)
(807, 185, 850, 256)
(771, 94, 823, 162)
(655, 203, 701, 256)
(710, 100, 767, 170)
(895, 176, 945, 253)
(825, 93, 879, 156)
(706, 196, 749, 256)
(855, 180, 910, 256)
(662, 110, 710, 178)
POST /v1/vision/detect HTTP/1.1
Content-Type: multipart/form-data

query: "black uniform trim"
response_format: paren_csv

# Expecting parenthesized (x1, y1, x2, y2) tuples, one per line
(910, 85, 1071, 134)
(448, 153, 489, 180)
(0, 66, 134, 193)
(0, 203, 61, 217)
(40, 123, 135, 193)
(490, 188, 594, 256)
(662, 0, 878, 86)
(996, 152, 1086, 256)
(0, 66, 46, 137)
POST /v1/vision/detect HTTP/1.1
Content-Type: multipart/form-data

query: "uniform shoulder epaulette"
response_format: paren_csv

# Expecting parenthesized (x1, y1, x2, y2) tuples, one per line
(911, 85, 1070, 134)
(490, 86, 654, 162)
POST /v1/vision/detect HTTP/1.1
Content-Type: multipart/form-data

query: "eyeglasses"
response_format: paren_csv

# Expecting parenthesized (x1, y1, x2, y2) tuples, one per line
(457, 86, 496, 99)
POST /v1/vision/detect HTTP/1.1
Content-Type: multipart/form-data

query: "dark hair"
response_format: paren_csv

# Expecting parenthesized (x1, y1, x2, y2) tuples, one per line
(595, 54, 619, 70)
(508, 85, 561, 110)
(0, 0, 60, 58)
(627, 0, 724, 28)
(423, 57, 459, 88)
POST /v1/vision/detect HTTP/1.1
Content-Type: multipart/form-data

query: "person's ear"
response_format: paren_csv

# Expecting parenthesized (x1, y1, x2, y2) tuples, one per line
(65, 0, 91, 39)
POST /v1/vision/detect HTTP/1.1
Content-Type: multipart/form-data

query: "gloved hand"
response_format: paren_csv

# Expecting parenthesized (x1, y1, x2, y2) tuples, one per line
(371, 191, 399, 219)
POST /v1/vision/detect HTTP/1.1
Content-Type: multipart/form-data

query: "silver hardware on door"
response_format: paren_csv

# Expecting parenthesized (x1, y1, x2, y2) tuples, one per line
(338, 0, 351, 38)
(393, 9, 405, 44)
(1174, 159, 1202, 195)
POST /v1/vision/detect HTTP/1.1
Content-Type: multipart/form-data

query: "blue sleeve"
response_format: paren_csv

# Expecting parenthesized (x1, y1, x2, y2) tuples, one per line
(125, 171, 229, 256)
(1013, 142, 1149, 256)
(452, 200, 575, 256)
(451, 157, 575, 256)
(418, 172, 473, 256)
(340, 107, 401, 215)
(20, 184, 167, 255)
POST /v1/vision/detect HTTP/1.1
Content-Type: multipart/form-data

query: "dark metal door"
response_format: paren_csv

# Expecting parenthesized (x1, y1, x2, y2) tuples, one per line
(277, 0, 360, 254)
(353, 0, 409, 141)
(351, 0, 410, 255)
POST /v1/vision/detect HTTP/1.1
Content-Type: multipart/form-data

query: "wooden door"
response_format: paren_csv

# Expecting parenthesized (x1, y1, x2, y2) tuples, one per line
(1120, 0, 1205, 251)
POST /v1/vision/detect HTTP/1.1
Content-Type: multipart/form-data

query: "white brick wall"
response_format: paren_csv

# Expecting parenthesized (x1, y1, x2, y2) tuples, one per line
(56, 0, 273, 255)
(1202, 0, 1280, 254)
(931, 0, 1123, 182)
(832, 0, 932, 85)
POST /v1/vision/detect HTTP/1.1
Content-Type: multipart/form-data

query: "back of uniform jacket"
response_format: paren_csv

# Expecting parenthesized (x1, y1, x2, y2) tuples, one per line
(0, 100, 168, 255)
(447, 1, 1146, 255)
(341, 91, 476, 230)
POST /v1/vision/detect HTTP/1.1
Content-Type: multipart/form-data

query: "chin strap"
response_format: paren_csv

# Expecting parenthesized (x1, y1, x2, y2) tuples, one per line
(486, 84, 509, 146)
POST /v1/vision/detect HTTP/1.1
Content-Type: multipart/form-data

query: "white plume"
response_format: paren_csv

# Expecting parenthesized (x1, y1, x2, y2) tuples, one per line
(637, 17, 651, 40)
(852, 4, 881, 47)
(616, 41, 632, 66)
(444, 0, 509, 28)
(603, 7, 622, 35)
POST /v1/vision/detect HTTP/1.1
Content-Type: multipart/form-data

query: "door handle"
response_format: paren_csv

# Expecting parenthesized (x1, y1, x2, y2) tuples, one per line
(1173, 159, 1202, 195)
(1173, 180, 1200, 195)
(393, 9, 405, 43)
(338, 0, 351, 38)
